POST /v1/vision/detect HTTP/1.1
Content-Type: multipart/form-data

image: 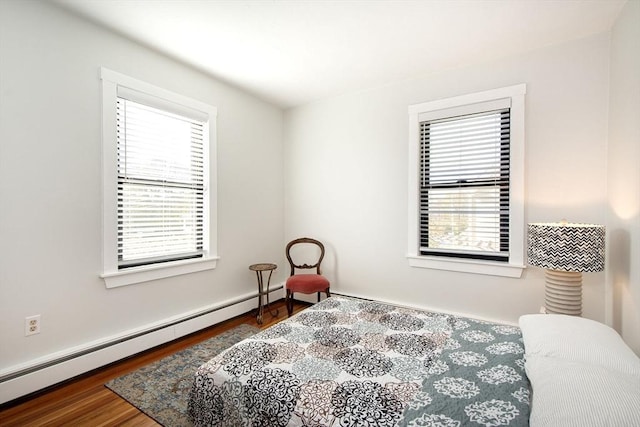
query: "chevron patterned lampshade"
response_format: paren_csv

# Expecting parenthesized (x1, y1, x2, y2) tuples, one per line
(527, 222, 605, 316)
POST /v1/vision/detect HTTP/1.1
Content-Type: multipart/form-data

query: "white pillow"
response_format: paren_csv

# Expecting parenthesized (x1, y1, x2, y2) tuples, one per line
(519, 314, 640, 376)
(526, 355, 640, 427)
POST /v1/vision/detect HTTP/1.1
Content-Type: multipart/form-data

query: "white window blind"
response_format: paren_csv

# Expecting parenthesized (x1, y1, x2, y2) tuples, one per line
(419, 108, 510, 261)
(117, 97, 205, 269)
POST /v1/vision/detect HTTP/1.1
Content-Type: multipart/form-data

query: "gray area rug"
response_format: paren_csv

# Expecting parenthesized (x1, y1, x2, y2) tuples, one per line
(105, 323, 260, 426)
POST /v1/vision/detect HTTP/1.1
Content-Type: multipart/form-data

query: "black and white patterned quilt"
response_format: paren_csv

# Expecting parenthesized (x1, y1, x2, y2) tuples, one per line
(188, 296, 530, 426)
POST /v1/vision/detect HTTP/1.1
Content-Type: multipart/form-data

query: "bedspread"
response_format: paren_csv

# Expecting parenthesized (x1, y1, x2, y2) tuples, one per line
(188, 296, 530, 426)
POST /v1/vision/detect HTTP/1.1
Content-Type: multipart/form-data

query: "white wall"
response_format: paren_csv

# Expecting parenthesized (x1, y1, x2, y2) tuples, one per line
(284, 33, 611, 325)
(607, 0, 640, 354)
(0, 0, 284, 380)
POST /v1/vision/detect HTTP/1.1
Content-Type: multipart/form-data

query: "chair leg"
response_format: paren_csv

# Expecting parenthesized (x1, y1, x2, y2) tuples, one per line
(286, 290, 293, 316)
(316, 289, 331, 302)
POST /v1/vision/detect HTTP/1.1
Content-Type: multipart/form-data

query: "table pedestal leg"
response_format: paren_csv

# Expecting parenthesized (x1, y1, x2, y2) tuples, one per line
(256, 270, 264, 324)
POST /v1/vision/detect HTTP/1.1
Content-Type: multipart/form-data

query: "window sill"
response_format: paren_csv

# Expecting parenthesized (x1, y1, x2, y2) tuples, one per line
(407, 255, 524, 278)
(101, 256, 219, 288)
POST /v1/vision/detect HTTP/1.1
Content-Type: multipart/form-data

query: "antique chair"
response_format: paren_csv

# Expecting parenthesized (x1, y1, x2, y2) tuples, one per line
(285, 237, 331, 316)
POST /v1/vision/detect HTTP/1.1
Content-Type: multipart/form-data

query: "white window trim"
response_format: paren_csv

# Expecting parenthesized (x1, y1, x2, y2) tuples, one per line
(100, 67, 218, 288)
(407, 84, 526, 278)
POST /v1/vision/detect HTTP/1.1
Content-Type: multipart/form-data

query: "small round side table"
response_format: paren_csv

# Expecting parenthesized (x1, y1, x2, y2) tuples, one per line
(249, 263, 278, 324)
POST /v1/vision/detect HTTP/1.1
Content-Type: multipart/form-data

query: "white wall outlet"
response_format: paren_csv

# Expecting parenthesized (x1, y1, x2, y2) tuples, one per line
(25, 315, 41, 336)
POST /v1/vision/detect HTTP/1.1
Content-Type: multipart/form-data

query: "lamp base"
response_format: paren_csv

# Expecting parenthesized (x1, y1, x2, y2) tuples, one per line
(544, 269, 582, 316)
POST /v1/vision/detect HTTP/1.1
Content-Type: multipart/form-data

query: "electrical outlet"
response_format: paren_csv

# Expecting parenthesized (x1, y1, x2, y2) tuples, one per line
(25, 315, 41, 336)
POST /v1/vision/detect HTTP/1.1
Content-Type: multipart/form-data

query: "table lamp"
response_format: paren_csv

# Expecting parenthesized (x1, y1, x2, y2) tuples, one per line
(527, 222, 605, 316)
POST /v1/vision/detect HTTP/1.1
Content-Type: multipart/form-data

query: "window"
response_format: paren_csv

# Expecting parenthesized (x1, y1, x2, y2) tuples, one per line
(116, 96, 205, 268)
(420, 107, 510, 261)
(407, 84, 526, 277)
(101, 68, 218, 288)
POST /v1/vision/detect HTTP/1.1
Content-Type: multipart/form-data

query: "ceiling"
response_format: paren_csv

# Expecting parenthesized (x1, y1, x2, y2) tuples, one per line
(53, 0, 626, 109)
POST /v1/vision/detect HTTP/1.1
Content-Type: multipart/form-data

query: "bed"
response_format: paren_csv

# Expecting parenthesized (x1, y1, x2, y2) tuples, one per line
(187, 296, 531, 426)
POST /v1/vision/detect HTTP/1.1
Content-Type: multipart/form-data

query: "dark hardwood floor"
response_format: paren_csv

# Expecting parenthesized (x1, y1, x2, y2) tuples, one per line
(0, 299, 310, 426)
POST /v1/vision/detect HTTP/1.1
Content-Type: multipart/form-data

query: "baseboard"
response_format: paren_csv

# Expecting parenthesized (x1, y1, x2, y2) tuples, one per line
(0, 285, 285, 405)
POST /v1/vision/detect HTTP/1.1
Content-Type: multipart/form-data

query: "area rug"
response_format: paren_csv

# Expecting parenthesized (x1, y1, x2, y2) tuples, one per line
(105, 323, 260, 426)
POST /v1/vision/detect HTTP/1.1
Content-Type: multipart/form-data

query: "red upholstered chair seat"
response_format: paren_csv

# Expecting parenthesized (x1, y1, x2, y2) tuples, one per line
(286, 274, 330, 294)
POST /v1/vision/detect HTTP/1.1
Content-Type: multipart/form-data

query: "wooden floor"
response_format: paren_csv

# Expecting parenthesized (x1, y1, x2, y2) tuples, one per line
(0, 299, 310, 427)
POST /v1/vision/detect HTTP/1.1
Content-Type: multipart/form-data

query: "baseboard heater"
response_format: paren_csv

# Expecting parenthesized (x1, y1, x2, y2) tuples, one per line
(0, 285, 282, 404)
